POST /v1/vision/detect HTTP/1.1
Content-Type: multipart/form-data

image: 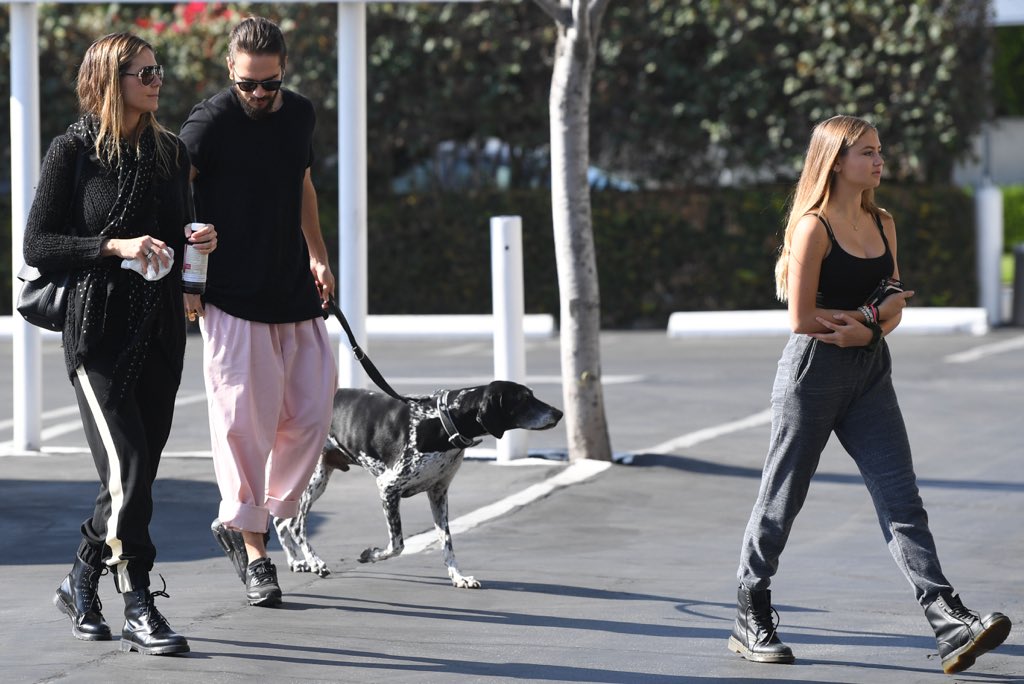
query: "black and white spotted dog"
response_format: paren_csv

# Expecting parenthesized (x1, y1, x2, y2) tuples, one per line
(272, 381, 562, 588)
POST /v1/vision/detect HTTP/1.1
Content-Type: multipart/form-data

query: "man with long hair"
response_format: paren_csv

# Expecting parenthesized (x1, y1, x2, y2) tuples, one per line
(180, 16, 337, 608)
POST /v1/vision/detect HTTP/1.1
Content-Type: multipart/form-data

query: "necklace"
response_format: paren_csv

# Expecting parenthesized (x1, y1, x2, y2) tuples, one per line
(846, 209, 860, 231)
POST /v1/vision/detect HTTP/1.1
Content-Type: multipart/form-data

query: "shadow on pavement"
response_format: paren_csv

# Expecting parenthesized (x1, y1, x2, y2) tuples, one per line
(624, 453, 1024, 492)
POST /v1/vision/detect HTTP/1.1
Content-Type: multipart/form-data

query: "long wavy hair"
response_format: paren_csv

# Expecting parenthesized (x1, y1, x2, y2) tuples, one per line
(75, 32, 174, 172)
(775, 115, 884, 301)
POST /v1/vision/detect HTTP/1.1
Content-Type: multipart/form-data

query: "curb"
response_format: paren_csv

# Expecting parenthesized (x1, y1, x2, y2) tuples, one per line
(667, 307, 990, 337)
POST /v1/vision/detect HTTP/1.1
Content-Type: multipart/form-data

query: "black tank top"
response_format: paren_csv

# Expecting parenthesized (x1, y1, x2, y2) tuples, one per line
(814, 213, 894, 310)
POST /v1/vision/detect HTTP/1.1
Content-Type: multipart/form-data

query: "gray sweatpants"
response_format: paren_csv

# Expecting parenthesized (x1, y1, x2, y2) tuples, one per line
(737, 334, 953, 606)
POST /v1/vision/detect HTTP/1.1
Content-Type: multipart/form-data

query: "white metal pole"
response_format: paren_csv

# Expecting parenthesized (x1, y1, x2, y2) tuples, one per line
(976, 181, 1004, 326)
(10, 2, 42, 451)
(490, 216, 527, 461)
(337, 2, 369, 389)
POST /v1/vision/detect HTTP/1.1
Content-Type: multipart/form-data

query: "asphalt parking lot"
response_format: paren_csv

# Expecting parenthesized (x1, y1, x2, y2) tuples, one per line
(0, 327, 1021, 683)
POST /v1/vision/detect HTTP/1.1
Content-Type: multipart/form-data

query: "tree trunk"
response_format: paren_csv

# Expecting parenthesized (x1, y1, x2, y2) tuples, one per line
(547, 1, 612, 462)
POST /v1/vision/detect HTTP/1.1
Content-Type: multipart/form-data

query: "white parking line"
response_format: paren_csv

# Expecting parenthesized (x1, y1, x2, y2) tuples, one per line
(635, 408, 773, 456)
(3, 391, 768, 559)
(944, 334, 1024, 364)
(0, 392, 208, 453)
(401, 458, 613, 556)
(385, 374, 644, 387)
(402, 408, 775, 555)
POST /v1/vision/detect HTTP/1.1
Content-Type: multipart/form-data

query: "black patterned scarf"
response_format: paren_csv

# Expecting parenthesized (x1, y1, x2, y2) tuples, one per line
(65, 115, 163, 407)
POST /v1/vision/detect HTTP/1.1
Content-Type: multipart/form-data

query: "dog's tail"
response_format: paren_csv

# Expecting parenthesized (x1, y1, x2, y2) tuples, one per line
(323, 298, 407, 401)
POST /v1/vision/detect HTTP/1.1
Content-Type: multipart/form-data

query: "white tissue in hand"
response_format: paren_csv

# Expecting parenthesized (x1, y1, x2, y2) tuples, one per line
(121, 246, 174, 281)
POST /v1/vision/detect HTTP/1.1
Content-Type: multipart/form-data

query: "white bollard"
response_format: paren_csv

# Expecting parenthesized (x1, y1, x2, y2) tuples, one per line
(490, 216, 527, 461)
(11, 3, 42, 451)
(336, 3, 368, 389)
(975, 182, 1004, 327)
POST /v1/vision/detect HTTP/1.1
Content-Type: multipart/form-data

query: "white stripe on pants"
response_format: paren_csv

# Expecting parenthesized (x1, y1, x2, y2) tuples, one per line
(201, 304, 337, 533)
(75, 365, 132, 589)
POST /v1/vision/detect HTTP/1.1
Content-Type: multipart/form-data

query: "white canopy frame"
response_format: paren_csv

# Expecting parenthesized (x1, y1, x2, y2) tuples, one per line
(7, 1, 479, 451)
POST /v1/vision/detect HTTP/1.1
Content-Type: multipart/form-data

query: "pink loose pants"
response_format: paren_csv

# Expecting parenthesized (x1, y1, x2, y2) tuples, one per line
(201, 304, 337, 533)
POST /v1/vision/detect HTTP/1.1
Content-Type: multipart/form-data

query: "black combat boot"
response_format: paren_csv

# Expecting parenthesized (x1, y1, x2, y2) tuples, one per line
(53, 553, 112, 641)
(246, 557, 283, 607)
(120, 579, 190, 656)
(727, 585, 795, 664)
(925, 591, 1011, 674)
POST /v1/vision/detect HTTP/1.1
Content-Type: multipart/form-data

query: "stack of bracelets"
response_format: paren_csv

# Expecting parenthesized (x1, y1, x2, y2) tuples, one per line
(857, 304, 883, 351)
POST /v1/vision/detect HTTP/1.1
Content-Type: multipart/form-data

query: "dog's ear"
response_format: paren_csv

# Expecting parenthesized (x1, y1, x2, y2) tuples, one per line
(476, 383, 508, 438)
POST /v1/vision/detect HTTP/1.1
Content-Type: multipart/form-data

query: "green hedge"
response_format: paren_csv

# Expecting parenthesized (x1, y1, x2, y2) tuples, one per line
(360, 185, 977, 327)
(0, 184, 980, 327)
(1004, 185, 1024, 249)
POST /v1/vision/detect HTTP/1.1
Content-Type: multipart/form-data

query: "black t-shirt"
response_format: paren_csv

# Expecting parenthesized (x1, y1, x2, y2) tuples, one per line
(180, 88, 323, 323)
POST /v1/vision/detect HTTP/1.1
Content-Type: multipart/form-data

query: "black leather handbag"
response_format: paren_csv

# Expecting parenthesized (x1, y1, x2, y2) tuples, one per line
(16, 140, 84, 332)
(16, 265, 73, 331)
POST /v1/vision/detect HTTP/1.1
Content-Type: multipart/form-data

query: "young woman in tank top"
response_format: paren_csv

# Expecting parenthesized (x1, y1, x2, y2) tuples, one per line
(727, 115, 1011, 675)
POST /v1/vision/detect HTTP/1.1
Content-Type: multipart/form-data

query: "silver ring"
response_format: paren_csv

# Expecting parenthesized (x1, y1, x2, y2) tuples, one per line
(144, 250, 153, 258)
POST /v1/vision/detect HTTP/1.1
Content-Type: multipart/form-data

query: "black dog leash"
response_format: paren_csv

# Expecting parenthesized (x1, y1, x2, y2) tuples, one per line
(324, 299, 481, 449)
(323, 299, 406, 401)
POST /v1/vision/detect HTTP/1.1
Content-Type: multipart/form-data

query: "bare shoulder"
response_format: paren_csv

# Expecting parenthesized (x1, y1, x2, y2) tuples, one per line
(876, 206, 896, 229)
(790, 213, 829, 254)
(875, 207, 898, 241)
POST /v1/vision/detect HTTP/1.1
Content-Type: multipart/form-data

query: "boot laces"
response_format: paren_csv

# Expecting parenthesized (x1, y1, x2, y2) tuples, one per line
(140, 575, 172, 630)
(944, 594, 979, 622)
(250, 559, 277, 586)
(80, 564, 107, 613)
(748, 603, 781, 640)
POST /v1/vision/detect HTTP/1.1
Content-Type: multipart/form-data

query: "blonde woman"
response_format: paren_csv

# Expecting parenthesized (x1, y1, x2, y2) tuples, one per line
(728, 115, 1010, 674)
(23, 33, 216, 655)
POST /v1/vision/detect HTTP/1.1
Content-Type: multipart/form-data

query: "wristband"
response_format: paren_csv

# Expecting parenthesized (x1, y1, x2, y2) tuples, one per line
(864, 321, 882, 351)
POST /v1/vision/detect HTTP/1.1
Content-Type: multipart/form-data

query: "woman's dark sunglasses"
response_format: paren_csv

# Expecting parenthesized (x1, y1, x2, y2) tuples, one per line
(120, 64, 164, 86)
(234, 78, 283, 93)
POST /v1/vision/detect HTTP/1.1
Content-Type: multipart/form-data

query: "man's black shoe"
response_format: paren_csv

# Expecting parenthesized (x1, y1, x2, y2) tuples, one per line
(246, 557, 283, 607)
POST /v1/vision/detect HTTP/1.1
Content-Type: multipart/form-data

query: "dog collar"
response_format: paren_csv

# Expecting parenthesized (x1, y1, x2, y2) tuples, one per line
(436, 390, 481, 449)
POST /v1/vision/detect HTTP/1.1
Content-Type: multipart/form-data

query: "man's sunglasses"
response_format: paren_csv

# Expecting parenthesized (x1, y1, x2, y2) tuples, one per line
(120, 64, 164, 86)
(234, 78, 283, 93)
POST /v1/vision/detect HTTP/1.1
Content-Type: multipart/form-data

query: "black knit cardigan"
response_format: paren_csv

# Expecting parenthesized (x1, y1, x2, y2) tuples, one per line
(22, 131, 191, 403)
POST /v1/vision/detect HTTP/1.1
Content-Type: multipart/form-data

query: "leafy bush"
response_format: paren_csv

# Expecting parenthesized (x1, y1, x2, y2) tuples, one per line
(0, 185, 980, 325)
(1003, 185, 1024, 249)
(359, 185, 977, 328)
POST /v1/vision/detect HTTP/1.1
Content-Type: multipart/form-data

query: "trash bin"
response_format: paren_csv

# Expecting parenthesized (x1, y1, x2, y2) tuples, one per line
(1014, 244, 1024, 326)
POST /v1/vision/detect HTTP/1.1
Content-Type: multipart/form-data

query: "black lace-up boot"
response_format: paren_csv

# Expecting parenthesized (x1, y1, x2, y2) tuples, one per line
(246, 557, 283, 607)
(120, 579, 190, 656)
(53, 553, 112, 641)
(727, 585, 795, 664)
(925, 592, 1011, 674)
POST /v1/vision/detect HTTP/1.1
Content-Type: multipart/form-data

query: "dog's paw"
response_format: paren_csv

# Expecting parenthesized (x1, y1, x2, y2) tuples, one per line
(289, 559, 311, 573)
(451, 574, 481, 589)
(359, 546, 399, 563)
(311, 560, 331, 578)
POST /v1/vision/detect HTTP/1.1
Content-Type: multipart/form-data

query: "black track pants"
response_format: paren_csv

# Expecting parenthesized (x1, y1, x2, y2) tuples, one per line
(71, 345, 180, 592)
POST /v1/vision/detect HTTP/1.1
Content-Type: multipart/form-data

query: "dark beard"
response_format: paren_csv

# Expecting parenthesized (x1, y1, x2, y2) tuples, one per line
(238, 91, 277, 120)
